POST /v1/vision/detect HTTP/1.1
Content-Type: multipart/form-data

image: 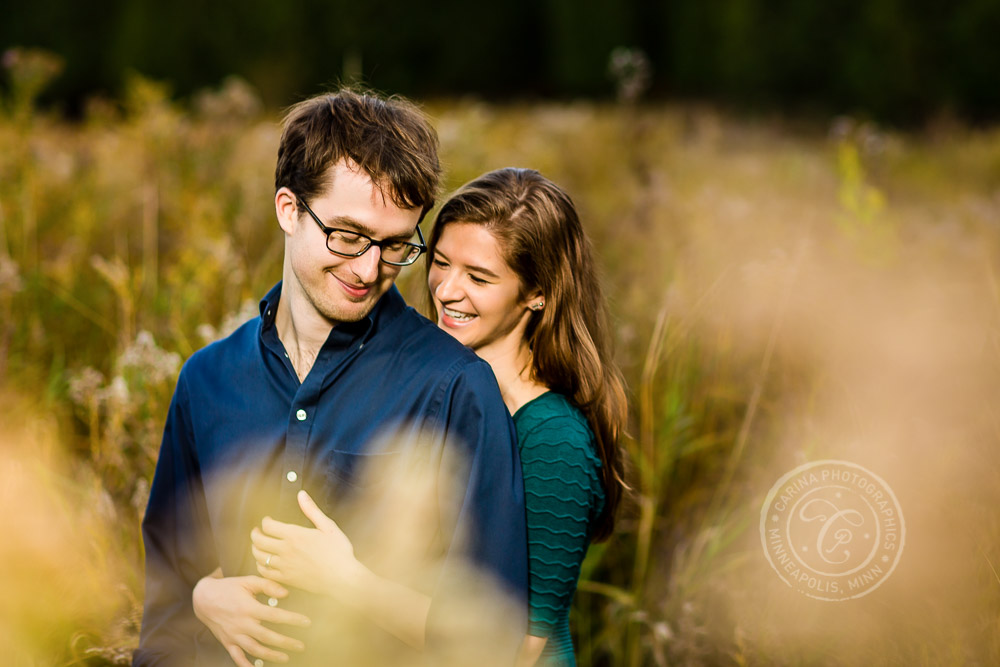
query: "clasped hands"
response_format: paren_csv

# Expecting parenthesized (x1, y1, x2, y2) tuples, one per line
(193, 490, 359, 666)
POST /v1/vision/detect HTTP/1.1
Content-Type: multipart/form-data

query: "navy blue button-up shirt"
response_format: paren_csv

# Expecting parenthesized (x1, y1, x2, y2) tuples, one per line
(136, 283, 527, 665)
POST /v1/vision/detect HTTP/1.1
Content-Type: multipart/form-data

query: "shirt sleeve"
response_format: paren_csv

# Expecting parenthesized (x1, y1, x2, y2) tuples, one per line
(519, 414, 598, 637)
(134, 367, 218, 666)
(425, 358, 529, 657)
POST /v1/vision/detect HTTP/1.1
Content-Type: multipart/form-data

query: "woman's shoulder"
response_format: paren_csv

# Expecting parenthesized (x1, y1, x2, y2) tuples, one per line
(513, 392, 599, 462)
(513, 391, 587, 431)
(512, 390, 582, 419)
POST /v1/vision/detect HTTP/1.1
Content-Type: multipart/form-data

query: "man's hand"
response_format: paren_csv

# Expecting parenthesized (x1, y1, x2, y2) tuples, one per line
(192, 568, 311, 666)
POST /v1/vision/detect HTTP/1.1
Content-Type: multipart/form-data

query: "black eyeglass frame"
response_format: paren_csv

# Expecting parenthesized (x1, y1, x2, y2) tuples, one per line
(297, 195, 427, 266)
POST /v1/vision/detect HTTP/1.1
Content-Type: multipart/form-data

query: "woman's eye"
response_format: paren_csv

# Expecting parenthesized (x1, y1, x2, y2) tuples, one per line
(469, 275, 489, 285)
(432, 258, 449, 268)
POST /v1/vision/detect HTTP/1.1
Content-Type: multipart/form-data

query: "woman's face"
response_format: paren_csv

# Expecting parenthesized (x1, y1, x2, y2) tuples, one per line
(428, 222, 538, 356)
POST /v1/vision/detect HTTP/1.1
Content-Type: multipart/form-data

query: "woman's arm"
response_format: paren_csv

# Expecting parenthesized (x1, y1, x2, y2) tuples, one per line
(515, 634, 549, 667)
(517, 406, 601, 663)
(251, 490, 431, 648)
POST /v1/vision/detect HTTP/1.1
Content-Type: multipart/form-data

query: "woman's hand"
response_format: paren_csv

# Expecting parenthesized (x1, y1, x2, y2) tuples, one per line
(191, 567, 310, 666)
(251, 490, 364, 596)
(252, 490, 431, 649)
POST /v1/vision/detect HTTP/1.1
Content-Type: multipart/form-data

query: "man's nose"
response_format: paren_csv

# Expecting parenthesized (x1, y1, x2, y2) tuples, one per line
(349, 245, 382, 283)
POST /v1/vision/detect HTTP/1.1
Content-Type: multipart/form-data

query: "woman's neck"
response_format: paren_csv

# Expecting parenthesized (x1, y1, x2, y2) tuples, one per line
(477, 337, 548, 415)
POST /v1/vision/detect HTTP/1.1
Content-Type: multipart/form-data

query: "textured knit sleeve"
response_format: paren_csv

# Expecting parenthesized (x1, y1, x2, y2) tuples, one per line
(515, 398, 603, 638)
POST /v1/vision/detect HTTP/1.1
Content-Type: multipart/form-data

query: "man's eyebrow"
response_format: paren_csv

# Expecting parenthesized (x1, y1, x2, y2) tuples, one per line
(326, 215, 377, 237)
(327, 215, 417, 241)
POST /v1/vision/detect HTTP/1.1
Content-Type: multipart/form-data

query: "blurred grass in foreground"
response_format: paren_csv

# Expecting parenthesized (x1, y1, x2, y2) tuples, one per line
(1, 53, 999, 665)
(0, 395, 137, 665)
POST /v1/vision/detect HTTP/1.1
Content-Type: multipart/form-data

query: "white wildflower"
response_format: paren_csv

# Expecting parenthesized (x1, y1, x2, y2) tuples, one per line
(67, 367, 105, 408)
(100, 375, 130, 409)
(216, 299, 258, 340)
(131, 477, 150, 515)
(118, 330, 181, 385)
(608, 47, 651, 104)
(196, 323, 217, 344)
(0, 255, 23, 295)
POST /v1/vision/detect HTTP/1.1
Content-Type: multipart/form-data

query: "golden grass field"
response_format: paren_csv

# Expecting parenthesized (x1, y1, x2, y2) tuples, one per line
(2, 60, 999, 665)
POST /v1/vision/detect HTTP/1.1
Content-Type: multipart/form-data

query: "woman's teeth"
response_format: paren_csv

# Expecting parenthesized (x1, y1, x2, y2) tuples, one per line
(443, 306, 474, 321)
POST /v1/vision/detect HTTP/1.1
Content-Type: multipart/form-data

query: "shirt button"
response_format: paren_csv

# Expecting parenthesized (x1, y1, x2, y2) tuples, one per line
(255, 660, 264, 667)
(286, 470, 298, 483)
(268, 597, 278, 607)
(296, 409, 307, 421)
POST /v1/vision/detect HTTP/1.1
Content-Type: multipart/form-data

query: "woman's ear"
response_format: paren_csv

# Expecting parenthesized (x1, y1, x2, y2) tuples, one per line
(275, 187, 299, 235)
(524, 290, 546, 312)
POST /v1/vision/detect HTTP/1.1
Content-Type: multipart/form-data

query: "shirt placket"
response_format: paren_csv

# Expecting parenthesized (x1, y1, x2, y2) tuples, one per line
(275, 328, 369, 515)
(278, 373, 320, 512)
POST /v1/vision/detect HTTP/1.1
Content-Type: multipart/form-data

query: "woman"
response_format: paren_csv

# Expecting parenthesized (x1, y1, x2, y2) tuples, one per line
(194, 168, 626, 667)
(425, 167, 627, 666)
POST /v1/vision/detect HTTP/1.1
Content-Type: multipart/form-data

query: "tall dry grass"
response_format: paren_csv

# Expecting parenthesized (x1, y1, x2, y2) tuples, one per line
(2, 50, 999, 664)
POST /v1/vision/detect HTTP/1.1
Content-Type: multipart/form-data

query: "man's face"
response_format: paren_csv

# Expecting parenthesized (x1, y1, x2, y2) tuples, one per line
(280, 161, 422, 325)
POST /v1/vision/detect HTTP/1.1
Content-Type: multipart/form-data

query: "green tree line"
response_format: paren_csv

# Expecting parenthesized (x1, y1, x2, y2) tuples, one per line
(3, 0, 999, 121)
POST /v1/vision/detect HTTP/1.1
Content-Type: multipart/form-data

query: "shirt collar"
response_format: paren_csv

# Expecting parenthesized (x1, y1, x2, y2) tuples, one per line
(259, 282, 283, 328)
(258, 281, 407, 339)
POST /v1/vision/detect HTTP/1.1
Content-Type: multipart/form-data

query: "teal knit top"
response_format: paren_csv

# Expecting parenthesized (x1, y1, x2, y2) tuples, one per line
(512, 392, 605, 667)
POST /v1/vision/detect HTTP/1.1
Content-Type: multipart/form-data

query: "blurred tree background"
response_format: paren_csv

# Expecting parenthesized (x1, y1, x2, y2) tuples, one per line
(3, 2, 1000, 666)
(3, 0, 1000, 122)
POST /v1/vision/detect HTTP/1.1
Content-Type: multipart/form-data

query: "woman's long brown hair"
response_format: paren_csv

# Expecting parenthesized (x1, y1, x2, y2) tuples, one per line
(425, 168, 627, 541)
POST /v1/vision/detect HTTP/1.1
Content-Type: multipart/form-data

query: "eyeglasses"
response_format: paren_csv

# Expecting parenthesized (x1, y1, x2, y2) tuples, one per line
(297, 196, 427, 266)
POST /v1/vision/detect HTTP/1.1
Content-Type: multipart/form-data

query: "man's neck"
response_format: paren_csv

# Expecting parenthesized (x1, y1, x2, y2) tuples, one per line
(274, 282, 335, 383)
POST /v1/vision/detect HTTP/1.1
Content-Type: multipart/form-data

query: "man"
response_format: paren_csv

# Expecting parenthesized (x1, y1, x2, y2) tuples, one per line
(135, 90, 527, 666)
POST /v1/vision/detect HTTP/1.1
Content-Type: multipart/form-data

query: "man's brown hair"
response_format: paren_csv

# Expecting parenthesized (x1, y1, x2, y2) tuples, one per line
(275, 88, 441, 221)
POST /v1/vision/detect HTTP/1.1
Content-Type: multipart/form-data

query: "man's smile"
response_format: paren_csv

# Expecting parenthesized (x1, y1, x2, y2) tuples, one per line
(331, 272, 374, 299)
